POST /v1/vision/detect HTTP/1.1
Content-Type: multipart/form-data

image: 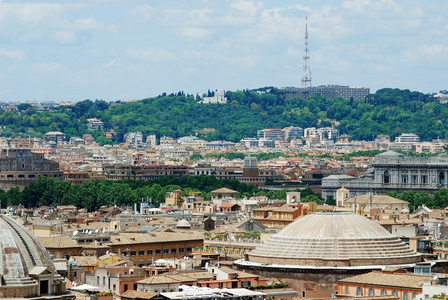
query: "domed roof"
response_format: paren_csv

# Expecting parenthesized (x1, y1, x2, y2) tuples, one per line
(176, 219, 191, 228)
(0, 215, 66, 297)
(248, 212, 421, 267)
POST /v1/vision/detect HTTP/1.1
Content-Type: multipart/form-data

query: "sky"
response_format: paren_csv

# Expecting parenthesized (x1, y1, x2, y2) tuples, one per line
(0, 0, 447, 102)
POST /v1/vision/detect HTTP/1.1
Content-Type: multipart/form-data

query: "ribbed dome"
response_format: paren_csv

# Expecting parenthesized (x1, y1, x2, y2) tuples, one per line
(0, 215, 66, 298)
(176, 219, 191, 228)
(248, 212, 421, 267)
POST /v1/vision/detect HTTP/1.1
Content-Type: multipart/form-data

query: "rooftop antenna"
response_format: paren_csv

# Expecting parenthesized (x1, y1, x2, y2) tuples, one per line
(301, 17, 312, 88)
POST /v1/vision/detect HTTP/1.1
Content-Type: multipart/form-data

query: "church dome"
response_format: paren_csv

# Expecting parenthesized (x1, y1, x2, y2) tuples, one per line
(248, 212, 421, 267)
(176, 219, 191, 228)
(0, 215, 67, 298)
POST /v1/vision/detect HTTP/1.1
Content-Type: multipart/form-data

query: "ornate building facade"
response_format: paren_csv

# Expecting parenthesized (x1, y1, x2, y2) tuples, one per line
(0, 148, 63, 190)
(322, 151, 448, 200)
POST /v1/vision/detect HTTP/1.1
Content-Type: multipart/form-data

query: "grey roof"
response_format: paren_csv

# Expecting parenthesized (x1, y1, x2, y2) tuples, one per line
(375, 151, 403, 157)
(0, 215, 60, 283)
(249, 212, 421, 265)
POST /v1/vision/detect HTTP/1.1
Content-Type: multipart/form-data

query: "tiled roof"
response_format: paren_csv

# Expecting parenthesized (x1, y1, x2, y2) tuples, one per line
(137, 274, 180, 285)
(345, 195, 408, 205)
(339, 271, 432, 289)
(38, 235, 82, 249)
(108, 231, 203, 246)
(210, 187, 238, 194)
(121, 290, 158, 299)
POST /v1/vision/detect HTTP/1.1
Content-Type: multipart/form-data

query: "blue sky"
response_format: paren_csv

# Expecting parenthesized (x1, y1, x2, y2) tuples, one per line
(0, 0, 447, 102)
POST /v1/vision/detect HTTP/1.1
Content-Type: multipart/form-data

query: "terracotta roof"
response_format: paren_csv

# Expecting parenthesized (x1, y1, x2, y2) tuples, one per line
(70, 256, 98, 267)
(218, 266, 262, 279)
(339, 271, 432, 289)
(38, 235, 82, 249)
(137, 274, 180, 285)
(108, 231, 203, 246)
(210, 187, 238, 194)
(345, 195, 409, 205)
(121, 290, 158, 299)
(220, 203, 238, 209)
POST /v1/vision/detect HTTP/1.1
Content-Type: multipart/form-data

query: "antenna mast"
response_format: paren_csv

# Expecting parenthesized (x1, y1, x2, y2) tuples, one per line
(301, 17, 312, 88)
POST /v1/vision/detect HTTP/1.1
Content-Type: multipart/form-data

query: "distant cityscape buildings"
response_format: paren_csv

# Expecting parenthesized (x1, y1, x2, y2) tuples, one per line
(281, 84, 371, 101)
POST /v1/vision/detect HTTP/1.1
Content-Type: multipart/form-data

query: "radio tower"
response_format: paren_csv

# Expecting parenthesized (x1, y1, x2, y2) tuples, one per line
(301, 17, 312, 88)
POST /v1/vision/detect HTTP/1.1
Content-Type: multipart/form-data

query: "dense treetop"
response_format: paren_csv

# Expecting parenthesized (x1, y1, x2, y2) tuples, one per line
(0, 87, 442, 144)
(0, 176, 323, 211)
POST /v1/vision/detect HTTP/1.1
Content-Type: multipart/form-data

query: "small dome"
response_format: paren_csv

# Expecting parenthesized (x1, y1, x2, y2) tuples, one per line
(248, 212, 421, 267)
(176, 219, 191, 228)
(0, 215, 67, 298)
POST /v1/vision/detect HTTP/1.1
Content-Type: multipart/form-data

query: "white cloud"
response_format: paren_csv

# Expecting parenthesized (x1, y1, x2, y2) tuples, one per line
(126, 47, 177, 62)
(179, 27, 214, 41)
(0, 48, 25, 60)
(103, 59, 122, 68)
(229, 0, 263, 16)
(74, 17, 103, 31)
(31, 62, 66, 73)
(53, 31, 77, 44)
(127, 4, 153, 20)
(107, 24, 117, 33)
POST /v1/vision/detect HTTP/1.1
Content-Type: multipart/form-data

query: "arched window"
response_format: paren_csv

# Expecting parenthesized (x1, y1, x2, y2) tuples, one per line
(384, 171, 390, 184)
(356, 287, 363, 296)
(403, 291, 408, 300)
(439, 171, 445, 185)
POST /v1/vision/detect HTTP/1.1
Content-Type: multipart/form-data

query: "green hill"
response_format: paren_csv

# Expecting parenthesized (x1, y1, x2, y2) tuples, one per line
(0, 87, 443, 144)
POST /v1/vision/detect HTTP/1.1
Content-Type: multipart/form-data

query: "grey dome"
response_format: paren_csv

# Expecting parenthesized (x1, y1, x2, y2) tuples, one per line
(176, 219, 191, 228)
(248, 212, 421, 267)
(0, 215, 66, 298)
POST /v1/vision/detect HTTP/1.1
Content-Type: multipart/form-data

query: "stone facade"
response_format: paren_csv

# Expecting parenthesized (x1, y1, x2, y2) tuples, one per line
(322, 151, 448, 199)
(0, 148, 63, 190)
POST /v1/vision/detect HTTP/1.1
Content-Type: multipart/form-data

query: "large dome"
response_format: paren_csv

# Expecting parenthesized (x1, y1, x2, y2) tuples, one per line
(0, 215, 67, 298)
(248, 212, 421, 267)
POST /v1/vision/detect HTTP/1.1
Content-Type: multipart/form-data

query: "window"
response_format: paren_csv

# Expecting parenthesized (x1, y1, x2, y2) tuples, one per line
(103, 277, 105, 285)
(412, 292, 418, 299)
(179, 247, 184, 253)
(124, 284, 128, 292)
(171, 247, 177, 254)
(421, 175, 427, 184)
(97, 276, 99, 285)
(368, 288, 374, 296)
(130, 250, 136, 256)
(187, 246, 192, 252)
(139, 249, 144, 256)
(402, 175, 408, 184)
(411, 175, 418, 184)
(345, 286, 348, 295)
(356, 287, 363, 296)
(164, 248, 169, 254)
(381, 289, 387, 295)
(403, 291, 408, 300)
(392, 290, 398, 296)
(147, 249, 153, 255)
(156, 248, 161, 255)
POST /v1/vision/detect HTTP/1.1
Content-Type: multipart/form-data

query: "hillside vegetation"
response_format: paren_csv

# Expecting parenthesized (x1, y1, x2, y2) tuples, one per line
(0, 87, 442, 144)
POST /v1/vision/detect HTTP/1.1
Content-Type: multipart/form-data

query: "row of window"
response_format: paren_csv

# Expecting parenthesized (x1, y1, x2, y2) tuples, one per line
(353, 287, 417, 299)
(121, 246, 193, 256)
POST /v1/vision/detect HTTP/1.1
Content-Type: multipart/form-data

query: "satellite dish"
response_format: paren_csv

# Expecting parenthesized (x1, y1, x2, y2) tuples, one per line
(73, 231, 78, 236)
(291, 199, 296, 203)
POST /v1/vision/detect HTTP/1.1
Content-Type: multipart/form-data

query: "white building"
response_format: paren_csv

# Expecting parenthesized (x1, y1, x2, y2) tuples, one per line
(201, 91, 227, 104)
